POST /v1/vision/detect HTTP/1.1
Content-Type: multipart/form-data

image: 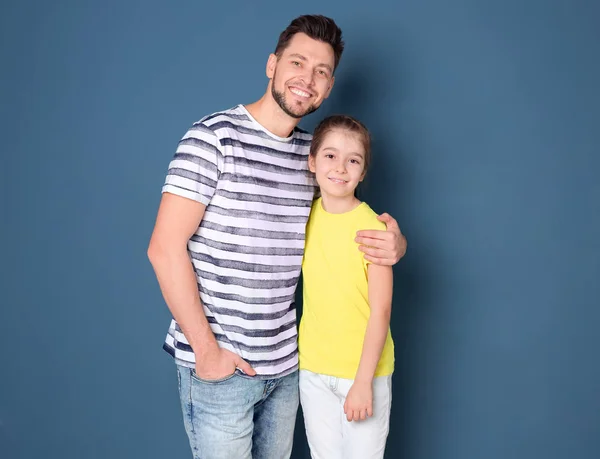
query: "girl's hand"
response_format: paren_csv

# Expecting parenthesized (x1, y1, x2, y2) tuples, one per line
(343, 380, 373, 422)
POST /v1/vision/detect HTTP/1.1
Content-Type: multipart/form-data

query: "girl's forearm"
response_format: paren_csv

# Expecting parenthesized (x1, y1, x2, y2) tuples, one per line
(354, 309, 391, 383)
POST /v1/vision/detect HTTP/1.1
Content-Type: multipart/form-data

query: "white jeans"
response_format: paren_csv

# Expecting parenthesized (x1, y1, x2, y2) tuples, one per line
(299, 370, 392, 459)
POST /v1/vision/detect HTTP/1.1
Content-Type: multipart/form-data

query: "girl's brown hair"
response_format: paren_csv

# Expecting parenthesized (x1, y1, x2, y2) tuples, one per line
(309, 115, 371, 171)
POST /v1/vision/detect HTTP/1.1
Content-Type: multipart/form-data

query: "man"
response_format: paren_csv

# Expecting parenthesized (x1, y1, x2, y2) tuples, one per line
(148, 15, 407, 459)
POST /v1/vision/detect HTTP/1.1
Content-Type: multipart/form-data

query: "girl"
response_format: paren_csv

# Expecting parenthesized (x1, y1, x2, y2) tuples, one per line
(299, 115, 395, 459)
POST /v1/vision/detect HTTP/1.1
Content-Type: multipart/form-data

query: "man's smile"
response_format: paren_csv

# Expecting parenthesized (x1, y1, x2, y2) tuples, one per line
(289, 86, 312, 98)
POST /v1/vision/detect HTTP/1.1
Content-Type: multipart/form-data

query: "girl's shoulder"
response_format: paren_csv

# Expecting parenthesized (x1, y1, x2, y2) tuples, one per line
(354, 201, 387, 231)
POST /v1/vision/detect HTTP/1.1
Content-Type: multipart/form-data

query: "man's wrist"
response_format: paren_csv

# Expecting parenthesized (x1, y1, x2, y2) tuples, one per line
(193, 341, 220, 359)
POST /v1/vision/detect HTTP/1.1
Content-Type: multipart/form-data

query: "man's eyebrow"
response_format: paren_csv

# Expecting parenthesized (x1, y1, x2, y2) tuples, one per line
(289, 53, 308, 61)
(317, 63, 333, 73)
(288, 53, 333, 73)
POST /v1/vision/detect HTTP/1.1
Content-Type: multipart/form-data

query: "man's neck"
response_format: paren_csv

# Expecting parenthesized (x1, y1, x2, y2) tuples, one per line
(245, 93, 300, 138)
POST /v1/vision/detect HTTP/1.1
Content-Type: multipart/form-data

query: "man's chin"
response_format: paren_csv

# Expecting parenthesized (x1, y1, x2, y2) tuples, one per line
(285, 108, 305, 119)
(272, 87, 320, 119)
(288, 103, 319, 119)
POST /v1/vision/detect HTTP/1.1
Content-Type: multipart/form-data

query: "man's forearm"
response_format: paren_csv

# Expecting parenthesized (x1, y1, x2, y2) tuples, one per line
(149, 246, 218, 356)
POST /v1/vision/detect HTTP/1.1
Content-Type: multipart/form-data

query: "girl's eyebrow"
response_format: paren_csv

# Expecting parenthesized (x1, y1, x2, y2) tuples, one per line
(345, 151, 365, 158)
(321, 147, 365, 157)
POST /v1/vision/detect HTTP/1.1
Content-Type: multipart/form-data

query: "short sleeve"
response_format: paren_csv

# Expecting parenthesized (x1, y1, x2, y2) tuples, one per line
(362, 218, 387, 270)
(161, 122, 223, 206)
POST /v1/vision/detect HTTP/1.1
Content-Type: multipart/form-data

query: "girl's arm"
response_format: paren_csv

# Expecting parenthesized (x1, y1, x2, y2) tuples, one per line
(343, 263, 393, 421)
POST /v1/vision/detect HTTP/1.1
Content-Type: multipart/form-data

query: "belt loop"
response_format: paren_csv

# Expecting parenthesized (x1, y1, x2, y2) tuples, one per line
(328, 376, 338, 392)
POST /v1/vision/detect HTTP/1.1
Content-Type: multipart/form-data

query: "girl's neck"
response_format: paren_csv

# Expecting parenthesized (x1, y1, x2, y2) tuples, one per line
(320, 193, 362, 214)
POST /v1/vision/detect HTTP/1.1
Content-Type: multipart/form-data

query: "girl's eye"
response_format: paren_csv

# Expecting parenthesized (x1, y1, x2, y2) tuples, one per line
(325, 154, 334, 159)
(350, 159, 361, 164)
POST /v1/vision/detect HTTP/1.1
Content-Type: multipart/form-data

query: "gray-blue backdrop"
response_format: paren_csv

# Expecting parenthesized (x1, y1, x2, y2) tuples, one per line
(1, 1, 599, 458)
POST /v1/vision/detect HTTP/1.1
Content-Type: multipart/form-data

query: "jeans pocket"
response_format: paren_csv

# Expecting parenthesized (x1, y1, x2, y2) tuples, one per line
(191, 369, 237, 384)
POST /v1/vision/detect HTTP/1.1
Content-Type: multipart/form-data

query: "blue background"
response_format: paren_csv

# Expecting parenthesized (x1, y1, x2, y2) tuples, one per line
(1, 0, 599, 458)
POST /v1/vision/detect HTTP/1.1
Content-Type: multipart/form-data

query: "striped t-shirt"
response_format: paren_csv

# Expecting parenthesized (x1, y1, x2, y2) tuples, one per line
(161, 104, 316, 379)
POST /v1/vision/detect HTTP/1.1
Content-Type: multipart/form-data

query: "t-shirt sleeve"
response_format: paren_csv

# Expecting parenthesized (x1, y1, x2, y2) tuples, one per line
(161, 122, 223, 206)
(362, 217, 387, 270)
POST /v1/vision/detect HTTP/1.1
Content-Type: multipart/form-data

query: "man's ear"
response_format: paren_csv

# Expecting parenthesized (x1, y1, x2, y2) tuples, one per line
(308, 155, 316, 173)
(266, 54, 278, 79)
(323, 76, 335, 99)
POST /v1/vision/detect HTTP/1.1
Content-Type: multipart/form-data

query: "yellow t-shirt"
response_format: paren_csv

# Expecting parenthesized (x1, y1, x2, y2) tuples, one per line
(299, 198, 395, 379)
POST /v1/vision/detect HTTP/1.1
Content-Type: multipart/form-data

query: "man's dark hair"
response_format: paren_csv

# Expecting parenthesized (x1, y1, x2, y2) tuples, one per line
(274, 15, 344, 71)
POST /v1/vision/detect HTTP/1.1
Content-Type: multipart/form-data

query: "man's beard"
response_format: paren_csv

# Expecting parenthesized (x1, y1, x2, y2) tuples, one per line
(271, 78, 320, 119)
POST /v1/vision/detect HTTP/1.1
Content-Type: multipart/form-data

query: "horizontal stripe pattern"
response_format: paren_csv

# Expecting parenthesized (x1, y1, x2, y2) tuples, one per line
(162, 104, 316, 379)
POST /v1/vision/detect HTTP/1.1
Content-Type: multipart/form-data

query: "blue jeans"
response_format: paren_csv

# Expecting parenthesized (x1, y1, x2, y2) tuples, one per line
(176, 365, 299, 459)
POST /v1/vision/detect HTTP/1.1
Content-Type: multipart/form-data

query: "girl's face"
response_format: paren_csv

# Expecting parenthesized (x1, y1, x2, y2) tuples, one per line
(308, 129, 366, 199)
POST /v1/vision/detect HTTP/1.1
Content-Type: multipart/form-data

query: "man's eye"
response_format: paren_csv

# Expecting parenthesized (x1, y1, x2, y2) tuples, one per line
(291, 61, 300, 66)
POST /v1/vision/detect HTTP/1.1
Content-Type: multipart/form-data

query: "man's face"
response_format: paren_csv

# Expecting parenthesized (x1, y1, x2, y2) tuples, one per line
(267, 33, 336, 119)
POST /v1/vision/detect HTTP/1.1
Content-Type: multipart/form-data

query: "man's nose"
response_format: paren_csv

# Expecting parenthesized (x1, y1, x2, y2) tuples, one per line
(300, 68, 315, 87)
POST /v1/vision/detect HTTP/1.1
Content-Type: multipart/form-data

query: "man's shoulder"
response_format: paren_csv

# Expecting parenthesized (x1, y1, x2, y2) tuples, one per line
(183, 105, 259, 151)
(192, 104, 247, 131)
(294, 125, 312, 138)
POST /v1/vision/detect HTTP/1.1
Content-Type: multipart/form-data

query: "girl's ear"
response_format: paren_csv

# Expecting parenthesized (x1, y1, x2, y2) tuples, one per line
(359, 168, 366, 182)
(308, 155, 316, 173)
